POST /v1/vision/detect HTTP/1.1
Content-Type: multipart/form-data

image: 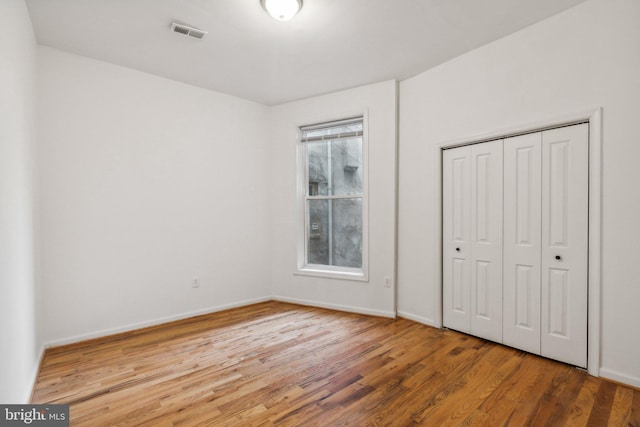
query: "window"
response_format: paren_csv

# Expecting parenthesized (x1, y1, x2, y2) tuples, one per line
(297, 117, 367, 279)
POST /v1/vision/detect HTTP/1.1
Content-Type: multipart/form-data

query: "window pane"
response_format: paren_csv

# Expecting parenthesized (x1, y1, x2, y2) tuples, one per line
(306, 142, 329, 196)
(306, 138, 362, 197)
(307, 198, 362, 269)
(332, 198, 362, 268)
(307, 199, 329, 265)
(331, 137, 362, 196)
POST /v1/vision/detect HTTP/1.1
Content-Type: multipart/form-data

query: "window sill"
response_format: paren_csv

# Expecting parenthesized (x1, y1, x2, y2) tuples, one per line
(295, 266, 368, 282)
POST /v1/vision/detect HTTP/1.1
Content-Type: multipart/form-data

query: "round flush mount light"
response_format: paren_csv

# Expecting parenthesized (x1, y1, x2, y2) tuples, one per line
(261, 0, 303, 22)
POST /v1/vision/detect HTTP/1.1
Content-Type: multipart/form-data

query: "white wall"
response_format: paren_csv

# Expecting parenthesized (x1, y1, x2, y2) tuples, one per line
(38, 47, 272, 344)
(398, 0, 640, 387)
(0, 0, 40, 403)
(13, 0, 639, 396)
(269, 81, 397, 317)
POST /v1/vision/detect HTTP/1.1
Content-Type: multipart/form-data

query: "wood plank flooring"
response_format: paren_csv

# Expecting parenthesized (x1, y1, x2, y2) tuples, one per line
(32, 301, 640, 426)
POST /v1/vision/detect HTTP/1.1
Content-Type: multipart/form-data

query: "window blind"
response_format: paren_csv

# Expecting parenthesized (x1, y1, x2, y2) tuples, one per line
(300, 117, 363, 143)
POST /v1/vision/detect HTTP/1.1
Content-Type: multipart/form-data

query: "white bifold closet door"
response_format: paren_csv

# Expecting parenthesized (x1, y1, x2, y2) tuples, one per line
(503, 124, 588, 368)
(503, 132, 543, 355)
(444, 123, 588, 368)
(443, 139, 503, 343)
(540, 124, 588, 367)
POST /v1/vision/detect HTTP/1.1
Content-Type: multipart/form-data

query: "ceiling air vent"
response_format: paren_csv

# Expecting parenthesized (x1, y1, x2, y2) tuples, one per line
(170, 22, 207, 40)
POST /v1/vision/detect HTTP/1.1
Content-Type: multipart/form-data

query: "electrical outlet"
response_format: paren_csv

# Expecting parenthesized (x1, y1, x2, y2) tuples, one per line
(384, 276, 392, 288)
(192, 278, 200, 288)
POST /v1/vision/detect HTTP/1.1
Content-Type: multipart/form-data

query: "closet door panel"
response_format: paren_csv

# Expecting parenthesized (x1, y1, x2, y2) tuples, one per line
(443, 146, 471, 333)
(470, 140, 503, 342)
(541, 124, 589, 368)
(503, 133, 542, 354)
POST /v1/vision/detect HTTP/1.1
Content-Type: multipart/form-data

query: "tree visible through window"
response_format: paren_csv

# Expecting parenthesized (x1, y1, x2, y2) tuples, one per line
(300, 117, 364, 271)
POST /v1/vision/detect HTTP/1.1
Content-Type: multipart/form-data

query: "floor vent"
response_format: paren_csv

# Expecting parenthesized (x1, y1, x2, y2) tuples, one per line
(170, 22, 207, 40)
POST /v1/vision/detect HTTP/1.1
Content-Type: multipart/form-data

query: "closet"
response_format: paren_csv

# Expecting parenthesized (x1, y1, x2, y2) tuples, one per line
(442, 123, 588, 368)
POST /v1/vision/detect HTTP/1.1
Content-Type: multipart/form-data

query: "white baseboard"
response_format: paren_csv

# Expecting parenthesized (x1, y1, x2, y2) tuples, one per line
(599, 367, 640, 389)
(44, 296, 272, 348)
(397, 310, 437, 327)
(272, 296, 396, 319)
(24, 344, 46, 403)
(43, 295, 395, 349)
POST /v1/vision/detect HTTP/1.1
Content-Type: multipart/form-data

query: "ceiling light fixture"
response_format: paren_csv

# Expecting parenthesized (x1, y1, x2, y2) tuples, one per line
(261, 0, 302, 22)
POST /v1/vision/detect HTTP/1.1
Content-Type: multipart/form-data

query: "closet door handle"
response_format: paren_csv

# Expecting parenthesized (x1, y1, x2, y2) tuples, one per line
(555, 255, 562, 261)
(455, 248, 460, 252)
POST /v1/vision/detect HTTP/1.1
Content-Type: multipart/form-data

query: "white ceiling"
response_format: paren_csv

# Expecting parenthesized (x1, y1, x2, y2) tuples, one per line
(26, 0, 587, 105)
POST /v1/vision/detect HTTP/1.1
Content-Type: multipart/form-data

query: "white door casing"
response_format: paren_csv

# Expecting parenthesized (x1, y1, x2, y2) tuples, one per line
(437, 111, 601, 376)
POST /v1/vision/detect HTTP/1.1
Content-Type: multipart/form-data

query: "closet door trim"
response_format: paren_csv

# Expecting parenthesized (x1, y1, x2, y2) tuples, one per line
(434, 108, 602, 376)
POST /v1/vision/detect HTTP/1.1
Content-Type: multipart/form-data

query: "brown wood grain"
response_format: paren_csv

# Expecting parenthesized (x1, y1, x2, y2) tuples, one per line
(31, 301, 639, 426)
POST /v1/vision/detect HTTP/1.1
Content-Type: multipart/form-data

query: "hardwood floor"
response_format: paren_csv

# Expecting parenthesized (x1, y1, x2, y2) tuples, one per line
(32, 301, 640, 426)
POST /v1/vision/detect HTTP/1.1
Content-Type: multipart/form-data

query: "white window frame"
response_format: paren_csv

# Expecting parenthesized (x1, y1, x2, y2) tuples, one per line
(295, 114, 369, 281)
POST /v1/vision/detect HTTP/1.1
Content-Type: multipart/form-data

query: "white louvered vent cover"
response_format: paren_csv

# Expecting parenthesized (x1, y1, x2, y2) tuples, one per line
(170, 22, 207, 40)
